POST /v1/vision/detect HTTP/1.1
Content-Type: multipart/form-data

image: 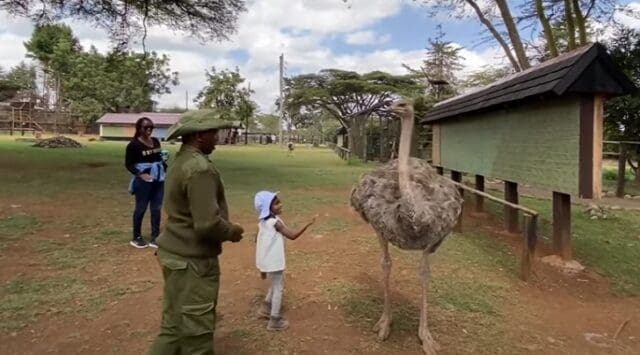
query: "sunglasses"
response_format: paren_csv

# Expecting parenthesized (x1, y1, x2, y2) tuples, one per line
(142, 125, 154, 130)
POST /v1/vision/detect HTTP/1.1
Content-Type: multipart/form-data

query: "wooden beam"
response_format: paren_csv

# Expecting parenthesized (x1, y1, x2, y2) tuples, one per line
(431, 124, 441, 166)
(592, 96, 604, 199)
(520, 214, 538, 281)
(553, 192, 572, 260)
(475, 175, 485, 212)
(504, 181, 519, 233)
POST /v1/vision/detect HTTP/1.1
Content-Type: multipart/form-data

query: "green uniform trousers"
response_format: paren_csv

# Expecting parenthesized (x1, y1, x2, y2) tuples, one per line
(149, 248, 220, 355)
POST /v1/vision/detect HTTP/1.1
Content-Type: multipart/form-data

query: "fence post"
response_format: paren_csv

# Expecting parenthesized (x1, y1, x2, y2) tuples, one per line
(616, 144, 627, 198)
(520, 215, 538, 281)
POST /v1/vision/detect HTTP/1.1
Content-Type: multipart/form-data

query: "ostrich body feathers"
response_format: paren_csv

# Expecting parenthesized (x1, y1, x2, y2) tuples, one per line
(350, 157, 463, 251)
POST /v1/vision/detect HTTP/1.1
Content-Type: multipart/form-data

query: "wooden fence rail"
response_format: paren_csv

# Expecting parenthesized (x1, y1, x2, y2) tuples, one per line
(447, 179, 539, 281)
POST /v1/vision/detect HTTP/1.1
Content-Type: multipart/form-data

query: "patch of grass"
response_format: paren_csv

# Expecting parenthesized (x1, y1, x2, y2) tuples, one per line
(0, 276, 88, 331)
(322, 279, 509, 354)
(476, 188, 640, 296)
(0, 214, 38, 249)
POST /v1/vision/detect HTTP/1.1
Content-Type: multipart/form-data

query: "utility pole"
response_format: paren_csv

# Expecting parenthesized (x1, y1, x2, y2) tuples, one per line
(245, 82, 251, 145)
(279, 53, 284, 145)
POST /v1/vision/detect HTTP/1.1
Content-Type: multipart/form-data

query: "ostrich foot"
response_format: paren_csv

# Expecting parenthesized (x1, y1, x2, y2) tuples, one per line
(418, 328, 441, 355)
(373, 315, 392, 340)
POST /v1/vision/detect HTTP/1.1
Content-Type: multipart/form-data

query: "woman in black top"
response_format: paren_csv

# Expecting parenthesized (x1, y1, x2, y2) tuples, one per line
(125, 117, 166, 249)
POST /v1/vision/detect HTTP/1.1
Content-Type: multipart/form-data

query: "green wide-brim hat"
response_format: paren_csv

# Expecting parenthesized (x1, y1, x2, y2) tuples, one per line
(166, 109, 233, 141)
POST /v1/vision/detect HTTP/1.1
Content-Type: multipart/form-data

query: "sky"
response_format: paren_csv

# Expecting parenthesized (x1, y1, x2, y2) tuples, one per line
(1, 0, 639, 113)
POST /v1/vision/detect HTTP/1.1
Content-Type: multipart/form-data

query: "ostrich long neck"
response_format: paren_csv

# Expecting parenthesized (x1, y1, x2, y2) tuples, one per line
(397, 114, 413, 195)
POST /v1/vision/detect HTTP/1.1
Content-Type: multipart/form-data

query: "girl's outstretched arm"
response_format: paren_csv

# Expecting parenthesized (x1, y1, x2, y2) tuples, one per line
(275, 217, 316, 240)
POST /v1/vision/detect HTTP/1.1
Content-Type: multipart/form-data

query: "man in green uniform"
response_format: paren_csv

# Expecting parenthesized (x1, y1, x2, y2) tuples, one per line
(149, 109, 244, 355)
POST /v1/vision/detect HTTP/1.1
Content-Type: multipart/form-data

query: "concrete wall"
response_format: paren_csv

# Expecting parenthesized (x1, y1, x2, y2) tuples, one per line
(436, 96, 581, 195)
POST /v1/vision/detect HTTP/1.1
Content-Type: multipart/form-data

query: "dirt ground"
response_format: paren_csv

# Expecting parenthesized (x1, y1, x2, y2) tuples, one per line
(1, 186, 639, 355)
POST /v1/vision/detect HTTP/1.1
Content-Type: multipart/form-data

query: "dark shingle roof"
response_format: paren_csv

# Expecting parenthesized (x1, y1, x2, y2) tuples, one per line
(423, 43, 636, 123)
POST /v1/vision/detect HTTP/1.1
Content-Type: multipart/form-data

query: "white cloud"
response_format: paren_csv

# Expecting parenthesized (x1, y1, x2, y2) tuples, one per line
(0, 0, 508, 113)
(345, 31, 391, 45)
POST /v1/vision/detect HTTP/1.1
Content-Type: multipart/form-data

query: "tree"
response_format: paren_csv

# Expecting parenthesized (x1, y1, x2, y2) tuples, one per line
(254, 114, 280, 134)
(5, 62, 37, 94)
(60, 47, 179, 123)
(604, 27, 640, 180)
(420, 0, 623, 71)
(24, 23, 81, 109)
(195, 66, 254, 121)
(462, 65, 514, 89)
(2, 0, 246, 45)
(284, 69, 424, 160)
(404, 25, 464, 100)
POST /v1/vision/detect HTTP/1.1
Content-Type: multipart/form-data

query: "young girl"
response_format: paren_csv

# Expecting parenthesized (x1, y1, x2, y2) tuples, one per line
(254, 191, 315, 331)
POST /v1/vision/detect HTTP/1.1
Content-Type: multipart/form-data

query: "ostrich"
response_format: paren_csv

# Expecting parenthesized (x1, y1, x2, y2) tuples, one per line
(350, 100, 463, 354)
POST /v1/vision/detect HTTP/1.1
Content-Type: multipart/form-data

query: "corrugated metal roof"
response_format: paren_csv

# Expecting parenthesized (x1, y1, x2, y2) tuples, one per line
(423, 43, 636, 123)
(96, 112, 181, 125)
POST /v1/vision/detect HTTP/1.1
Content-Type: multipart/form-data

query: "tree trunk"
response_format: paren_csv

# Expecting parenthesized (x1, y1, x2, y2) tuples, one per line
(572, 0, 588, 46)
(495, 0, 530, 70)
(564, 0, 577, 50)
(348, 117, 366, 161)
(536, 0, 558, 58)
(464, 0, 522, 71)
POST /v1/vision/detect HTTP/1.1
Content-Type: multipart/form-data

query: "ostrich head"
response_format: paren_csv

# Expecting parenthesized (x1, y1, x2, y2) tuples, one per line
(389, 99, 414, 121)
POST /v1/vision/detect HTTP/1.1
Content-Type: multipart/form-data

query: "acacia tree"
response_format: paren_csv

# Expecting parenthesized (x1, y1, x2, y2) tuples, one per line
(2, 0, 246, 45)
(416, 0, 624, 71)
(284, 69, 423, 160)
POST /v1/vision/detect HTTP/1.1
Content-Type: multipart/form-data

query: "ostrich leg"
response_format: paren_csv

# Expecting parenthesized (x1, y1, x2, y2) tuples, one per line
(419, 249, 440, 355)
(373, 233, 392, 340)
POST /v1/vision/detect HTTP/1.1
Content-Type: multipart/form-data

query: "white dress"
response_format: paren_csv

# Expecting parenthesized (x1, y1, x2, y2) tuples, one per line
(256, 217, 285, 272)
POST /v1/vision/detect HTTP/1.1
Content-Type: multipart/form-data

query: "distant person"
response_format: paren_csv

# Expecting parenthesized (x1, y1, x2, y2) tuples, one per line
(254, 191, 315, 330)
(149, 110, 244, 354)
(125, 117, 166, 249)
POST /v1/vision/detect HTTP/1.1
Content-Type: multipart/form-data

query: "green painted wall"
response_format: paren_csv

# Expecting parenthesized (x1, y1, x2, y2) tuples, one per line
(440, 97, 581, 195)
(101, 125, 135, 137)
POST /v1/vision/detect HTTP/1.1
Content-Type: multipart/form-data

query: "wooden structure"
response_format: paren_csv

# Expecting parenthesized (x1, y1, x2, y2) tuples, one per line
(0, 101, 44, 135)
(423, 43, 635, 262)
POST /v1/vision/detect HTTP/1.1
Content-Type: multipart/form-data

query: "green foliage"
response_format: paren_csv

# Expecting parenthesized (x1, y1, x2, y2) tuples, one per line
(24, 23, 81, 68)
(0, 62, 37, 101)
(604, 27, 640, 142)
(4, 1, 246, 44)
(195, 66, 256, 122)
(253, 114, 280, 133)
(461, 65, 513, 88)
(404, 25, 463, 100)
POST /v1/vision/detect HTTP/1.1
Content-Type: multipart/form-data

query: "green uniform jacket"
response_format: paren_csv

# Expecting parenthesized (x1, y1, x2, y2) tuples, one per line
(158, 144, 238, 257)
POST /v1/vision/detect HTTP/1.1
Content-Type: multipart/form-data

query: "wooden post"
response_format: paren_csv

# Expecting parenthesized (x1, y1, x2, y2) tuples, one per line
(451, 170, 463, 232)
(553, 192, 572, 260)
(616, 144, 627, 198)
(475, 175, 485, 212)
(504, 181, 519, 233)
(451, 170, 463, 196)
(520, 215, 538, 281)
(436, 166, 444, 175)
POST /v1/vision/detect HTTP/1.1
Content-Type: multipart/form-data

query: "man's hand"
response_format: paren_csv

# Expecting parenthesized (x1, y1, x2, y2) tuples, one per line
(228, 224, 244, 243)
